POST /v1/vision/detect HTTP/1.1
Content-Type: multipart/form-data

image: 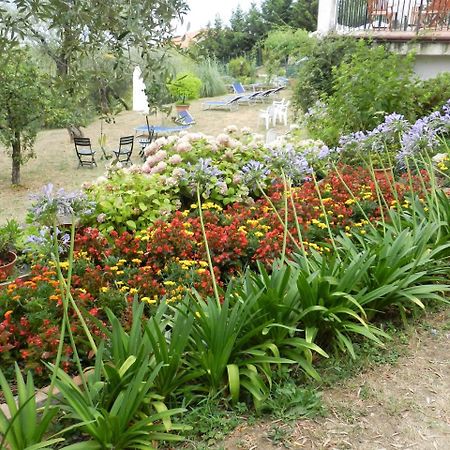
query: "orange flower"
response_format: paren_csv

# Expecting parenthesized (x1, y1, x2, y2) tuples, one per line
(4, 310, 13, 319)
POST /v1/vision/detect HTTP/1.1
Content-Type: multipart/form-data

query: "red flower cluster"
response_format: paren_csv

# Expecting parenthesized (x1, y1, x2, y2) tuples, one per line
(0, 166, 428, 377)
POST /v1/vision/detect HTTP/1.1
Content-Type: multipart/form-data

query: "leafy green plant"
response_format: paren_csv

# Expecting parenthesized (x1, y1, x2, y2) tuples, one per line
(339, 220, 450, 320)
(291, 250, 388, 358)
(240, 262, 328, 379)
(105, 300, 199, 402)
(195, 58, 228, 98)
(0, 365, 62, 450)
(186, 286, 294, 408)
(293, 34, 360, 113)
(415, 72, 450, 117)
(227, 57, 255, 83)
(262, 379, 324, 420)
(85, 169, 177, 233)
(167, 72, 202, 105)
(0, 219, 21, 257)
(313, 43, 418, 144)
(54, 344, 187, 449)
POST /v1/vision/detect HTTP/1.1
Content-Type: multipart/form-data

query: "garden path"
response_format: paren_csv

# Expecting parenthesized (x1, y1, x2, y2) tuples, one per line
(223, 309, 450, 450)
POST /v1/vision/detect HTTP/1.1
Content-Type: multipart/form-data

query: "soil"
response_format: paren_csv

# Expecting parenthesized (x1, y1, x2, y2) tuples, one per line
(222, 309, 450, 450)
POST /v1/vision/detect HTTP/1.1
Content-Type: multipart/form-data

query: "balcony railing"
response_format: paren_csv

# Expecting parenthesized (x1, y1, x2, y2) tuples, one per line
(337, 0, 450, 32)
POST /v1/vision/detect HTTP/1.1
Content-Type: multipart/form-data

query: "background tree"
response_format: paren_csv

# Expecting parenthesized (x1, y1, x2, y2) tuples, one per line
(290, 0, 319, 31)
(0, 50, 49, 185)
(0, 0, 188, 121)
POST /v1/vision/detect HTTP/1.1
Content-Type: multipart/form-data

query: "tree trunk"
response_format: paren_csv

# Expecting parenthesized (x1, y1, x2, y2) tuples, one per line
(11, 131, 21, 185)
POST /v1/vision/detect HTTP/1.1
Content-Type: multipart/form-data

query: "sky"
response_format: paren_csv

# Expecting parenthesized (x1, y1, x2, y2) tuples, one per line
(175, 0, 262, 34)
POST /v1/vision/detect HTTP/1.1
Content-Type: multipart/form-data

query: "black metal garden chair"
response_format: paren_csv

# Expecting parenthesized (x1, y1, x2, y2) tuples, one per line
(74, 137, 97, 168)
(113, 135, 134, 165)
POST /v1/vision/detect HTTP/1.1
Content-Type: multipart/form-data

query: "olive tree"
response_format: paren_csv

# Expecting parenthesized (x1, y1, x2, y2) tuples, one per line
(0, 51, 49, 185)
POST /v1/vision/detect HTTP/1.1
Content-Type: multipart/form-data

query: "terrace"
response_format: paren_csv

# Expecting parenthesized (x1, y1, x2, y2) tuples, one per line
(318, 0, 450, 78)
(336, 0, 450, 34)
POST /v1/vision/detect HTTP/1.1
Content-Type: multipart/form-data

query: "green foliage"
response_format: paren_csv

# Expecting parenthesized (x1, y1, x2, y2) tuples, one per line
(195, 59, 228, 97)
(262, 379, 324, 420)
(415, 72, 450, 117)
(293, 35, 360, 113)
(0, 365, 61, 450)
(187, 286, 294, 408)
(167, 72, 202, 105)
(227, 57, 256, 83)
(326, 44, 417, 137)
(182, 401, 248, 446)
(0, 219, 22, 256)
(54, 343, 187, 449)
(0, 50, 50, 184)
(303, 43, 419, 145)
(85, 169, 177, 234)
(263, 27, 313, 79)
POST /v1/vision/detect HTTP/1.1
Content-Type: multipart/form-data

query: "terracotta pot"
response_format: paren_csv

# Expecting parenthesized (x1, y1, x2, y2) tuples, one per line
(175, 104, 190, 112)
(0, 251, 17, 280)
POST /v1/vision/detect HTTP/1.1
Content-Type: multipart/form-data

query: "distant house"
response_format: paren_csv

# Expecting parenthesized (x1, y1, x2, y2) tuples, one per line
(317, 0, 450, 78)
(172, 30, 205, 49)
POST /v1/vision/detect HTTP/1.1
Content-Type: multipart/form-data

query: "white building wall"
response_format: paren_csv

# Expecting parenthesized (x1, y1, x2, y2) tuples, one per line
(414, 55, 450, 79)
(317, 0, 338, 33)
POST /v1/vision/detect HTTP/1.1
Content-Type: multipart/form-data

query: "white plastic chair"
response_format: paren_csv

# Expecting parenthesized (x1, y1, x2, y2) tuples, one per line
(274, 100, 290, 126)
(259, 105, 277, 130)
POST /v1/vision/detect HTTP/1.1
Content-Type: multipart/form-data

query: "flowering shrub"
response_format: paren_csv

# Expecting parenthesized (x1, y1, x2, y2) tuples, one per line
(84, 166, 178, 233)
(335, 101, 450, 170)
(0, 264, 103, 378)
(0, 166, 429, 376)
(81, 127, 333, 233)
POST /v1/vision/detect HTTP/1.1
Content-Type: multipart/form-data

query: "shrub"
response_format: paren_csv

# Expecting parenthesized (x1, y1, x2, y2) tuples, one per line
(167, 72, 202, 105)
(195, 58, 228, 97)
(304, 43, 418, 145)
(227, 56, 256, 83)
(416, 72, 450, 117)
(293, 34, 360, 113)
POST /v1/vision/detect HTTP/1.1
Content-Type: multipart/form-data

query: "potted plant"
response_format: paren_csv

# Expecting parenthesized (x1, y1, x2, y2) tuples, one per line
(167, 72, 202, 112)
(0, 219, 21, 280)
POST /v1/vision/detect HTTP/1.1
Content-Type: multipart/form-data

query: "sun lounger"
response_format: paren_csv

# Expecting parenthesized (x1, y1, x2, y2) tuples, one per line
(202, 95, 244, 111)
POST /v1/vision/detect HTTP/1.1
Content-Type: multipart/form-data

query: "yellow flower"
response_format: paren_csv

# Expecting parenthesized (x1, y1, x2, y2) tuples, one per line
(129, 288, 138, 294)
(254, 231, 264, 237)
(120, 286, 129, 292)
(345, 198, 355, 205)
(199, 261, 208, 267)
(110, 266, 119, 271)
(163, 280, 176, 286)
(360, 230, 366, 235)
(116, 270, 124, 275)
(197, 268, 207, 274)
(182, 210, 189, 217)
(132, 258, 142, 264)
(101, 287, 109, 293)
(141, 296, 156, 304)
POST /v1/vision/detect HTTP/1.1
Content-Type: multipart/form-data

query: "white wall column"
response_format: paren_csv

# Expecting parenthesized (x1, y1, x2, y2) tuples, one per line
(317, 0, 338, 34)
